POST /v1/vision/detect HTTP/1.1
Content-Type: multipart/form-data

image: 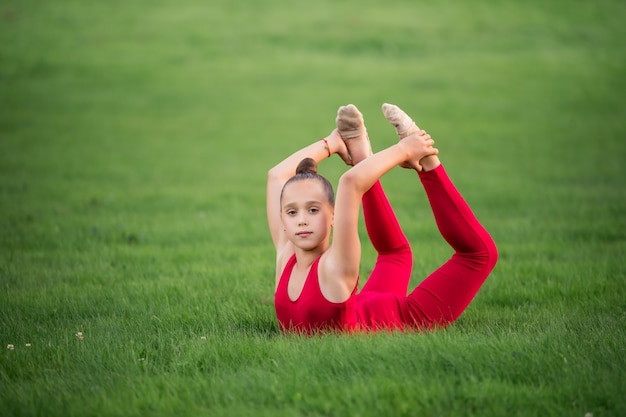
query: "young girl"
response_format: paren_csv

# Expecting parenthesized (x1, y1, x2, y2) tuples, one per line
(267, 103, 498, 334)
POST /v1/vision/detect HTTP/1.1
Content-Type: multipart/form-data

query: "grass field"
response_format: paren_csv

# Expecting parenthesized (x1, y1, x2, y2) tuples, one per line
(1, 0, 625, 416)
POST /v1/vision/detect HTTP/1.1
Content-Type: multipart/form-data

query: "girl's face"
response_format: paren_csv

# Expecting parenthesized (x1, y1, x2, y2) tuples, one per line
(280, 179, 334, 251)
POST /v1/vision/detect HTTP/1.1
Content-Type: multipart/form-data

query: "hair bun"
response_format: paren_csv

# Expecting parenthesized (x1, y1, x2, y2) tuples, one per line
(295, 158, 318, 175)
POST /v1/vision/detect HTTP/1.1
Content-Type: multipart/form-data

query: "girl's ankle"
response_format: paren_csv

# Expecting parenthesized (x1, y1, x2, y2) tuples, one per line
(420, 155, 441, 172)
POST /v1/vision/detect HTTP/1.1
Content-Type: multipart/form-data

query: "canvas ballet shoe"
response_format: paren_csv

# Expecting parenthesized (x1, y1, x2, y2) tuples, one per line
(381, 103, 420, 138)
(336, 104, 372, 165)
(382, 103, 421, 169)
(382, 103, 440, 171)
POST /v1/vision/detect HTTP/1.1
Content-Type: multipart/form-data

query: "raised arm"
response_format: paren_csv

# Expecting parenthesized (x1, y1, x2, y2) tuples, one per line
(320, 131, 438, 297)
(266, 130, 350, 252)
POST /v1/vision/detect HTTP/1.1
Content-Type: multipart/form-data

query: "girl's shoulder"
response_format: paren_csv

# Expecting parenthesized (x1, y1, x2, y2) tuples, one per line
(275, 243, 295, 274)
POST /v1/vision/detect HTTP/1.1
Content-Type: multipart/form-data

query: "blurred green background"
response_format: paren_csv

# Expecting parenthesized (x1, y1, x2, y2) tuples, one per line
(1, 0, 625, 416)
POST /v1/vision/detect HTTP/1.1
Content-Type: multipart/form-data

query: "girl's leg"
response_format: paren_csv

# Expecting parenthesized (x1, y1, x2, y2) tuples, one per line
(405, 165, 498, 329)
(359, 180, 413, 296)
(335, 104, 412, 297)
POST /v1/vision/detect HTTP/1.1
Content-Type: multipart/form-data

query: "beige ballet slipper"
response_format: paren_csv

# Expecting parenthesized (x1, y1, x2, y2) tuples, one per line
(336, 104, 367, 139)
(382, 103, 440, 171)
(336, 104, 372, 164)
(381, 103, 421, 138)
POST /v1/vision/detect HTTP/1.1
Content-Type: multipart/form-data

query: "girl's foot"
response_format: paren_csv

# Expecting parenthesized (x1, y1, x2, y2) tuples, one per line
(398, 131, 439, 171)
(382, 103, 441, 171)
(336, 104, 373, 165)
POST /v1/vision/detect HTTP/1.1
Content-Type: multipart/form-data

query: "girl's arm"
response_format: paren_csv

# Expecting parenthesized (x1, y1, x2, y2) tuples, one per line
(266, 130, 350, 253)
(320, 132, 438, 301)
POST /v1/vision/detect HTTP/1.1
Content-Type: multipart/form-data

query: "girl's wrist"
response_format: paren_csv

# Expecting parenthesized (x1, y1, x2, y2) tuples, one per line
(321, 138, 332, 157)
(395, 141, 410, 160)
(321, 130, 344, 157)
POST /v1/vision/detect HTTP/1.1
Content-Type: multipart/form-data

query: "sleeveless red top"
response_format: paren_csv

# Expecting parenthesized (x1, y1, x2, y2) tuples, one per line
(274, 255, 358, 334)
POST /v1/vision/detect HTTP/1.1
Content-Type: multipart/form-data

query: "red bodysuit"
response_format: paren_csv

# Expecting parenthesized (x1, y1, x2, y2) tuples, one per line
(274, 165, 498, 334)
(274, 255, 359, 333)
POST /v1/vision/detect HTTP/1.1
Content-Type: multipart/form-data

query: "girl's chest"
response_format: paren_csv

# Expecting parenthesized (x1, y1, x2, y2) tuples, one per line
(287, 267, 310, 302)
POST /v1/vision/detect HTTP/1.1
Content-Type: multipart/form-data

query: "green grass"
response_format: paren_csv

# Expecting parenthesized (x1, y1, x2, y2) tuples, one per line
(1, 0, 625, 415)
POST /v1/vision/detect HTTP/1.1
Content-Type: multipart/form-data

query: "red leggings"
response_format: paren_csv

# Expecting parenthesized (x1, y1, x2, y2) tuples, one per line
(356, 164, 498, 330)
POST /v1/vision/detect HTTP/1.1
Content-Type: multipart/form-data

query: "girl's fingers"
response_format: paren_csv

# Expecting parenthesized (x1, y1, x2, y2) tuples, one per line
(338, 149, 353, 166)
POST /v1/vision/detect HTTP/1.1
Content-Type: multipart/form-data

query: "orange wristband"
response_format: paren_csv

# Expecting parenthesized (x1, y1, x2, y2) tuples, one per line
(321, 138, 331, 157)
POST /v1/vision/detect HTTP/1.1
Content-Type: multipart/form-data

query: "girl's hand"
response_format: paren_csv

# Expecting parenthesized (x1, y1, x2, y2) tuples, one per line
(324, 129, 352, 166)
(399, 130, 439, 171)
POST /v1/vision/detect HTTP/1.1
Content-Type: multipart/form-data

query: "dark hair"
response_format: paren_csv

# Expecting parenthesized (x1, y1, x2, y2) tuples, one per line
(280, 158, 335, 206)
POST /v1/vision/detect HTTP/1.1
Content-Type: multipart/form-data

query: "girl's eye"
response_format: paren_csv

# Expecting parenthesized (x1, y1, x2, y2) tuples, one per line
(309, 208, 319, 213)
(287, 210, 296, 216)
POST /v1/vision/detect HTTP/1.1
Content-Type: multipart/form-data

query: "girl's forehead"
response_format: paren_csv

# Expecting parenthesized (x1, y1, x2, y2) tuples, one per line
(282, 179, 327, 200)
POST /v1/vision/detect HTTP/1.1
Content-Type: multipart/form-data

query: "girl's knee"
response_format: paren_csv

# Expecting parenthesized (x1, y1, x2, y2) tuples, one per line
(483, 233, 498, 272)
(463, 229, 498, 272)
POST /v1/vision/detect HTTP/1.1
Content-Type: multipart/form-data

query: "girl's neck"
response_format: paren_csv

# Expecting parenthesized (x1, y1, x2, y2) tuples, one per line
(294, 245, 328, 268)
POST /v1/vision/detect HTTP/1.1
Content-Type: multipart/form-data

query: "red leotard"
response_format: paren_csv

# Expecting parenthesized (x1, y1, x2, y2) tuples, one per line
(274, 255, 359, 333)
(274, 164, 498, 334)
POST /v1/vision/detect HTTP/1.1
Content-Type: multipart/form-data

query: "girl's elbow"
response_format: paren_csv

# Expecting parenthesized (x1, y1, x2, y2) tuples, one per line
(268, 167, 288, 185)
(267, 166, 280, 180)
(338, 170, 365, 193)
